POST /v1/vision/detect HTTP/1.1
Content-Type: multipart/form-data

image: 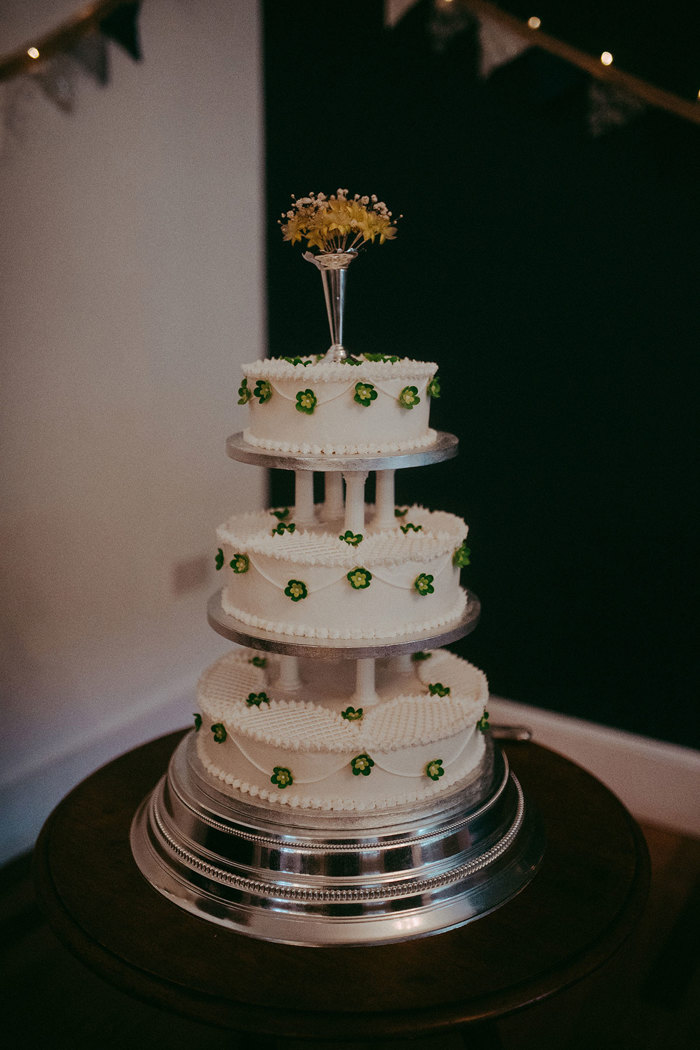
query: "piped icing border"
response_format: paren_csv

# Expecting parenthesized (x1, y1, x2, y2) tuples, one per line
(216, 505, 467, 565)
(241, 357, 438, 382)
(196, 648, 488, 753)
(241, 427, 439, 457)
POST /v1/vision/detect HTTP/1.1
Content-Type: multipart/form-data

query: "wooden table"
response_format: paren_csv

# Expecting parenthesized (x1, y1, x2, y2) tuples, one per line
(34, 731, 649, 1045)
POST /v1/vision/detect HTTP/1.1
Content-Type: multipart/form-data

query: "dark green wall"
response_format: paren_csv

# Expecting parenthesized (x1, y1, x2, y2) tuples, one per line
(263, 0, 699, 748)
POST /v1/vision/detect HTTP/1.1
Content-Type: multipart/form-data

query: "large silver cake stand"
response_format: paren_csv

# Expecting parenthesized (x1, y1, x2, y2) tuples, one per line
(130, 732, 544, 947)
(226, 430, 458, 472)
(207, 588, 481, 659)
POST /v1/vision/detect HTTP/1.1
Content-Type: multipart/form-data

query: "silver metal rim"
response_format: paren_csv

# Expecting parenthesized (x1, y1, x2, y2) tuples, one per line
(225, 431, 459, 473)
(130, 734, 545, 946)
(206, 589, 481, 659)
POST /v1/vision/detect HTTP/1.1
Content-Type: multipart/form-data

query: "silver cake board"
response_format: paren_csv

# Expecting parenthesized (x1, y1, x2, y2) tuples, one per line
(130, 731, 545, 946)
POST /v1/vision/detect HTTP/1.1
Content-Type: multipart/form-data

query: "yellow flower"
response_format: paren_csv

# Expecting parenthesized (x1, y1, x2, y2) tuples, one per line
(279, 190, 399, 253)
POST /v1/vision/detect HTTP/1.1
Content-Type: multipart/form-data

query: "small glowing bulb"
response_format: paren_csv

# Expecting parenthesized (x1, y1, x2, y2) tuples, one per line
(528, 16, 541, 30)
(600, 51, 613, 66)
(27, 46, 40, 59)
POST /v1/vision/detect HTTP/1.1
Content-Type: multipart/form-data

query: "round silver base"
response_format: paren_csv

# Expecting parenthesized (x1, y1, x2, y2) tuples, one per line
(130, 733, 545, 946)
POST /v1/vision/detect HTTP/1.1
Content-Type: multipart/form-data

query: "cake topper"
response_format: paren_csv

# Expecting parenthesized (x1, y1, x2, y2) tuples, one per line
(280, 189, 399, 363)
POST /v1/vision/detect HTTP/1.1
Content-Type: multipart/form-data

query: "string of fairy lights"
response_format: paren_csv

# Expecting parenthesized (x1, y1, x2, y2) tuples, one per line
(447, 0, 700, 124)
(1, 0, 698, 125)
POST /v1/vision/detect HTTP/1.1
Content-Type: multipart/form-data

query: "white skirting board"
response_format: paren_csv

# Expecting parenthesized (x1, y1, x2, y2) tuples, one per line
(489, 696, 700, 838)
(1, 692, 698, 868)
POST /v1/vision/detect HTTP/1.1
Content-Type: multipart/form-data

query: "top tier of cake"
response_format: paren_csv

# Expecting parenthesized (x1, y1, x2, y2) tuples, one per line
(238, 355, 439, 456)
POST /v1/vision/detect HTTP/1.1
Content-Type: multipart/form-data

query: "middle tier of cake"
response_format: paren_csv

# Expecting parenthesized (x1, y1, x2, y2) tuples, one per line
(216, 503, 470, 642)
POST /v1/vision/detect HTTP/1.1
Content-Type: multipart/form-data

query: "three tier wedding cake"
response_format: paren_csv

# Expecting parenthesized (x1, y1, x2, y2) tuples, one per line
(130, 191, 543, 945)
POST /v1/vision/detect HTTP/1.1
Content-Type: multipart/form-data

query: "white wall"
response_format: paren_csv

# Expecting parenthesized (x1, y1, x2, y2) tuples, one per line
(0, 0, 266, 863)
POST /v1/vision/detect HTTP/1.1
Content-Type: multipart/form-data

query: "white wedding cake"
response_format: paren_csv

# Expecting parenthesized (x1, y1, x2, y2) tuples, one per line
(191, 190, 489, 813)
(131, 192, 543, 946)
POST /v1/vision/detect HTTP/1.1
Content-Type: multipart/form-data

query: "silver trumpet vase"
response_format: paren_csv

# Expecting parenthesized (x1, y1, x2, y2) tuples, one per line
(304, 250, 357, 362)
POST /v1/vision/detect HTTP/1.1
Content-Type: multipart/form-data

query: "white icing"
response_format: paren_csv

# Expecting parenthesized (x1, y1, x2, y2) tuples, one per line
(217, 504, 468, 641)
(242, 427, 439, 457)
(239, 357, 438, 455)
(220, 589, 468, 641)
(195, 648, 488, 812)
(197, 732, 486, 812)
(217, 504, 467, 565)
(242, 358, 438, 382)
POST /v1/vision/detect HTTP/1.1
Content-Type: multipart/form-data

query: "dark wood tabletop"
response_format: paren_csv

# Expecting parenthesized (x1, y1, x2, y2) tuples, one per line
(33, 730, 649, 1042)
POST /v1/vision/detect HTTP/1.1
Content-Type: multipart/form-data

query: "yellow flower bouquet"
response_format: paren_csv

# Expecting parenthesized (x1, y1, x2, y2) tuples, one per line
(280, 189, 398, 254)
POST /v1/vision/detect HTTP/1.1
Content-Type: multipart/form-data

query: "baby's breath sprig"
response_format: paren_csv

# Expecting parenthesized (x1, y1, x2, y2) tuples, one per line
(280, 189, 399, 254)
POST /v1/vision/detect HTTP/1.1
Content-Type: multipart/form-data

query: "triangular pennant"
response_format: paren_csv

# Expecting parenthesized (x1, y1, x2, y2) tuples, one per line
(587, 79, 646, 137)
(428, 0, 474, 54)
(100, 1, 142, 62)
(477, 14, 531, 78)
(69, 30, 110, 87)
(36, 56, 76, 113)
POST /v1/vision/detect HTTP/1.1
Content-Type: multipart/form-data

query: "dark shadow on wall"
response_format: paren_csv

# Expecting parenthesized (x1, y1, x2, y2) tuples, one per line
(262, 0, 700, 748)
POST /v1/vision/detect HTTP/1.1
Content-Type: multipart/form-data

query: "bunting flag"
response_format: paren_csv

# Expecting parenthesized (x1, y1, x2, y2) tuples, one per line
(587, 80, 647, 138)
(0, 1, 141, 150)
(99, 2, 142, 62)
(387, 0, 699, 136)
(476, 12, 531, 79)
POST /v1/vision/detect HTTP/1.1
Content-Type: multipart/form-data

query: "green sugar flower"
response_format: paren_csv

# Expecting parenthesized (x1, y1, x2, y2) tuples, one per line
(339, 530, 363, 546)
(398, 385, 420, 409)
(411, 650, 432, 661)
(193, 713, 202, 731)
(253, 379, 272, 403)
(246, 691, 270, 707)
(271, 766, 293, 788)
(238, 377, 252, 404)
(270, 507, 290, 520)
(342, 356, 362, 366)
(477, 711, 490, 734)
(230, 553, 249, 573)
(285, 579, 308, 602)
(453, 542, 471, 568)
(282, 356, 311, 366)
(272, 521, 296, 536)
(428, 682, 451, 697)
(394, 507, 408, 517)
(426, 759, 445, 782)
(296, 388, 317, 414)
(427, 375, 441, 399)
(400, 522, 422, 534)
(351, 753, 375, 777)
(250, 655, 267, 668)
(353, 381, 378, 407)
(215, 548, 224, 571)
(414, 573, 435, 596)
(347, 567, 372, 590)
(363, 352, 399, 363)
(341, 706, 364, 721)
(211, 723, 227, 743)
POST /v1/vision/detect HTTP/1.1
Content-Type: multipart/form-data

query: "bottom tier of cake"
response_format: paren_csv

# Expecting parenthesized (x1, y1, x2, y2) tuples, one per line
(194, 646, 489, 812)
(130, 731, 545, 945)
